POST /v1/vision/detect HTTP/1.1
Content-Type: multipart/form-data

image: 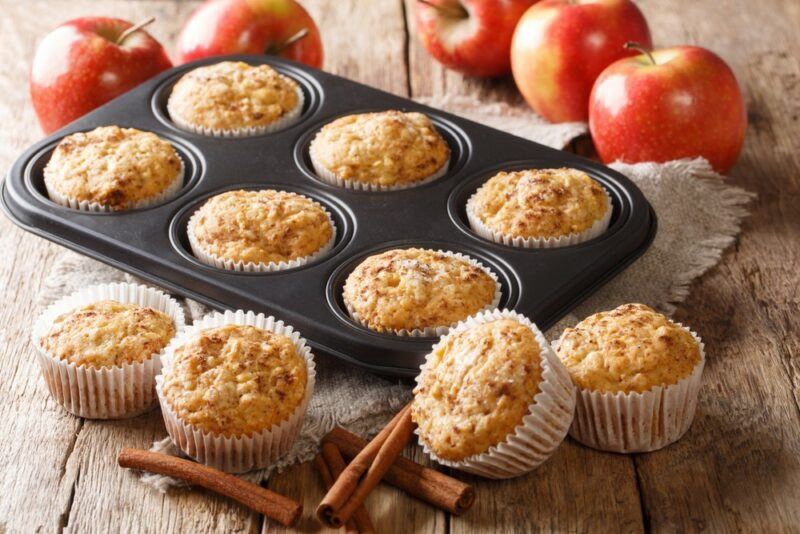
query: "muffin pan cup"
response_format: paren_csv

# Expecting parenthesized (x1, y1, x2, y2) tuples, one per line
(559, 325, 706, 453)
(414, 309, 576, 479)
(2, 54, 656, 377)
(31, 282, 186, 419)
(156, 310, 316, 473)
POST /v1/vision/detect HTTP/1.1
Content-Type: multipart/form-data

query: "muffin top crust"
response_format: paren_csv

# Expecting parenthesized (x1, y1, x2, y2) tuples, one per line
(190, 189, 333, 265)
(161, 324, 307, 436)
(342, 248, 497, 334)
(309, 111, 450, 187)
(469, 168, 609, 239)
(40, 300, 175, 368)
(412, 318, 543, 460)
(167, 61, 301, 131)
(555, 303, 702, 393)
(44, 126, 182, 211)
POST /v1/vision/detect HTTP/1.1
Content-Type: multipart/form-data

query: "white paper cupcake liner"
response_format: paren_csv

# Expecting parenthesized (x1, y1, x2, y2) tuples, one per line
(31, 283, 186, 419)
(309, 150, 449, 192)
(186, 192, 337, 272)
(156, 310, 316, 473)
(466, 186, 613, 249)
(563, 325, 705, 453)
(343, 249, 502, 337)
(45, 161, 184, 213)
(168, 83, 304, 138)
(414, 309, 576, 479)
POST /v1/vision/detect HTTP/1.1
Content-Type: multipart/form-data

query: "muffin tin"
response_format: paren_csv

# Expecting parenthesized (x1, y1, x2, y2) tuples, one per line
(1, 55, 656, 377)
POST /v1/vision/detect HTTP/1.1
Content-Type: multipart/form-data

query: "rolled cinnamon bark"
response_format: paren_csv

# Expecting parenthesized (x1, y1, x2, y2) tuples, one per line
(118, 448, 302, 527)
(317, 403, 414, 528)
(323, 426, 475, 515)
(314, 454, 359, 534)
(321, 443, 376, 533)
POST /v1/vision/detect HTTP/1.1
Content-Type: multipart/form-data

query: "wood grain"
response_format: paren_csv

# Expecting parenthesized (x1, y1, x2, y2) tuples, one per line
(0, 0, 798, 532)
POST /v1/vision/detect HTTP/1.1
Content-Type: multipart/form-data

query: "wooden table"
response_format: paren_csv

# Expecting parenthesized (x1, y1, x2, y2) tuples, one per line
(1, 1, 798, 532)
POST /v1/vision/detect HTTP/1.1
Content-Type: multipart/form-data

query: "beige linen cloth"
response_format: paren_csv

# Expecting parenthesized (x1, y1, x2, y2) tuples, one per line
(35, 95, 753, 489)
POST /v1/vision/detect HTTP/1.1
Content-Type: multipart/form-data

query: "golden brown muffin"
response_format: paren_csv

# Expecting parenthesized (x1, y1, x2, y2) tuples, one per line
(167, 61, 302, 133)
(43, 126, 183, 211)
(189, 189, 334, 266)
(555, 303, 702, 393)
(342, 248, 498, 334)
(160, 325, 308, 436)
(468, 168, 609, 239)
(412, 318, 543, 460)
(309, 111, 450, 188)
(40, 300, 176, 368)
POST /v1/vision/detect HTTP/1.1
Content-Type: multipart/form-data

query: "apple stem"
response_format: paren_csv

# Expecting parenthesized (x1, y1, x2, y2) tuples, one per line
(271, 28, 309, 54)
(115, 17, 156, 46)
(416, 0, 467, 19)
(624, 41, 657, 65)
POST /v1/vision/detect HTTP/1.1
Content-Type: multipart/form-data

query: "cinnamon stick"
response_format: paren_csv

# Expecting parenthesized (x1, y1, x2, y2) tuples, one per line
(314, 454, 359, 534)
(118, 448, 302, 527)
(317, 403, 414, 528)
(321, 443, 376, 533)
(323, 426, 475, 515)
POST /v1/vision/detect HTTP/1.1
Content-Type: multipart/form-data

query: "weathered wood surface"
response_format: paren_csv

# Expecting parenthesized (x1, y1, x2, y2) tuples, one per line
(0, 0, 798, 532)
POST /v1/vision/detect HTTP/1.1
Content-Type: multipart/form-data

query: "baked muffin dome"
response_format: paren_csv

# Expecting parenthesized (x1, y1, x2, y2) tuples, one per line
(412, 318, 543, 460)
(167, 61, 303, 135)
(43, 126, 183, 211)
(309, 110, 450, 190)
(342, 248, 498, 335)
(556, 303, 702, 393)
(467, 167, 610, 244)
(160, 324, 308, 437)
(40, 300, 176, 369)
(189, 189, 334, 268)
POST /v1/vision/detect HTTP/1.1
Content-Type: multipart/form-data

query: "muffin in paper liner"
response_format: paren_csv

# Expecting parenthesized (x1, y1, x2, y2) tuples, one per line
(45, 161, 185, 213)
(343, 249, 502, 337)
(466, 185, 613, 249)
(168, 85, 305, 138)
(155, 310, 316, 473)
(559, 325, 705, 453)
(31, 283, 186, 419)
(186, 192, 337, 273)
(414, 309, 576, 479)
(309, 152, 449, 192)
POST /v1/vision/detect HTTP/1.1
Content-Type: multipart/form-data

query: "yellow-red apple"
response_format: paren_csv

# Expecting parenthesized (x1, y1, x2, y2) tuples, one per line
(176, 0, 323, 69)
(511, 0, 651, 122)
(589, 44, 747, 173)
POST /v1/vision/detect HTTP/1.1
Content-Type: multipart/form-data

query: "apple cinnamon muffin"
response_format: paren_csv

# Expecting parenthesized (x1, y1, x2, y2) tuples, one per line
(412, 309, 575, 478)
(555, 303, 705, 452)
(342, 248, 499, 335)
(309, 110, 450, 190)
(467, 167, 611, 248)
(160, 324, 308, 437)
(188, 189, 335, 271)
(40, 300, 176, 369)
(167, 61, 304, 136)
(43, 126, 183, 212)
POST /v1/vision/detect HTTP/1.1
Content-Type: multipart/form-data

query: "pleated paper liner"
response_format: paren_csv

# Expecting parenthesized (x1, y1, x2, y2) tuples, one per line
(562, 325, 705, 453)
(414, 309, 576, 479)
(168, 84, 305, 138)
(31, 282, 186, 419)
(309, 151, 449, 192)
(343, 249, 502, 337)
(186, 192, 337, 273)
(45, 162, 184, 213)
(466, 187, 613, 249)
(156, 310, 316, 473)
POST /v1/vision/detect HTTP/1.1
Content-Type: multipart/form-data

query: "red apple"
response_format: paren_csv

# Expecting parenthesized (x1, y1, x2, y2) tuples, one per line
(511, 0, 651, 122)
(589, 45, 747, 173)
(176, 0, 324, 69)
(30, 17, 172, 134)
(413, 0, 537, 77)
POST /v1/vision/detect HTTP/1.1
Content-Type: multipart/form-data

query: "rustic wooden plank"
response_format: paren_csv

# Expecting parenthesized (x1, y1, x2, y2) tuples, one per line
(630, 0, 800, 531)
